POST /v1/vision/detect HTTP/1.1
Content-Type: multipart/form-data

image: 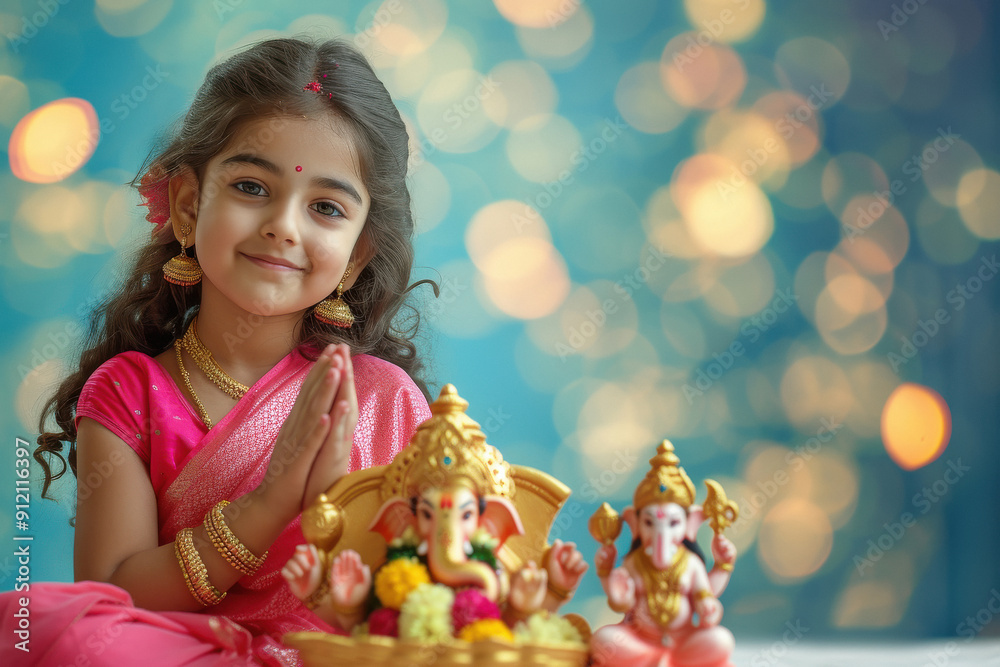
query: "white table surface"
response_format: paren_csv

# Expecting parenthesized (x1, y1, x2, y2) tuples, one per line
(731, 640, 1000, 666)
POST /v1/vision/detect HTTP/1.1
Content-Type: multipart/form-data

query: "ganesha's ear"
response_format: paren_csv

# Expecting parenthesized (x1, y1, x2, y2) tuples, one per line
(368, 497, 415, 543)
(687, 505, 705, 542)
(480, 496, 525, 547)
(622, 506, 638, 535)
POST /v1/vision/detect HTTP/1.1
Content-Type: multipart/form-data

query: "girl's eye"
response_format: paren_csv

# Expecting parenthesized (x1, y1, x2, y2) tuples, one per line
(311, 201, 344, 218)
(420, 510, 432, 521)
(234, 181, 266, 196)
(462, 511, 473, 521)
(670, 519, 681, 527)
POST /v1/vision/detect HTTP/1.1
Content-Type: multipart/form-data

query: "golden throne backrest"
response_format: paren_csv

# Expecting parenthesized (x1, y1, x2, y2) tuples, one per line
(302, 463, 572, 572)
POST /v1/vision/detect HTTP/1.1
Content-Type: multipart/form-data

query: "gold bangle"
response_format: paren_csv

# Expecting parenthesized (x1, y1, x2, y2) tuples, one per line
(305, 575, 331, 611)
(175, 527, 226, 606)
(204, 500, 267, 576)
(693, 588, 714, 602)
(547, 580, 572, 602)
(716, 561, 733, 572)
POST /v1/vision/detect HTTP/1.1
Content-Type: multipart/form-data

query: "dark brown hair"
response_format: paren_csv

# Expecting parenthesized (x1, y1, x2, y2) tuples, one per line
(34, 37, 437, 502)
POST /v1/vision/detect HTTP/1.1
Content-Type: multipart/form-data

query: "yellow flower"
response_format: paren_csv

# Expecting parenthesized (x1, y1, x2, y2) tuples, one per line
(458, 618, 514, 643)
(513, 611, 585, 646)
(374, 557, 431, 610)
(399, 583, 455, 642)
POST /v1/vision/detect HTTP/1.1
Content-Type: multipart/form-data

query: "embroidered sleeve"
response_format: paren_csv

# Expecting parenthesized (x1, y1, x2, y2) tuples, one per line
(350, 355, 431, 470)
(75, 352, 152, 464)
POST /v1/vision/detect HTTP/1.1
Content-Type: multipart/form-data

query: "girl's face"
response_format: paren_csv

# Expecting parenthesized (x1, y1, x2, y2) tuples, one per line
(189, 115, 371, 319)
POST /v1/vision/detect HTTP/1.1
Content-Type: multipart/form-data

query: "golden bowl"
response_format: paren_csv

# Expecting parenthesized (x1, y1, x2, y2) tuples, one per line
(283, 632, 589, 667)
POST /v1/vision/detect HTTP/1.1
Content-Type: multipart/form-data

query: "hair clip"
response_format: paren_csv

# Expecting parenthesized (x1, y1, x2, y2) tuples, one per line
(303, 82, 323, 93)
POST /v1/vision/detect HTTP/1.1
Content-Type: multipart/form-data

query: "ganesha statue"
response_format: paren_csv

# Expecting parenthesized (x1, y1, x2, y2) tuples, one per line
(588, 440, 739, 667)
(280, 384, 589, 666)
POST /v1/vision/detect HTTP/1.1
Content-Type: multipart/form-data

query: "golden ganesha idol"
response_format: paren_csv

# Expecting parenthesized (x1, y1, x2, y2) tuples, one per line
(281, 384, 591, 667)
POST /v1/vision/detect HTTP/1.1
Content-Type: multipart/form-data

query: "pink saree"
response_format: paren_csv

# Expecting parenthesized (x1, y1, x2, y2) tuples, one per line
(0, 345, 431, 666)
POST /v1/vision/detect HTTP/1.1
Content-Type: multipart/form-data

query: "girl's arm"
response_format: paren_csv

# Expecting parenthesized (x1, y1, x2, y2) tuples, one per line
(74, 417, 287, 611)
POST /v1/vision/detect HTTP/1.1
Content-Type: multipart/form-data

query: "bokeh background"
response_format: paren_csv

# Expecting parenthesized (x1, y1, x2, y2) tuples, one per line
(2, 0, 998, 646)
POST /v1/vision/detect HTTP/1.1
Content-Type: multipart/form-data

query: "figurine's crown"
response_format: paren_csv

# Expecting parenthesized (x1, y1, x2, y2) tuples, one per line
(633, 440, 696, 509)
(381, 384, 514, 500)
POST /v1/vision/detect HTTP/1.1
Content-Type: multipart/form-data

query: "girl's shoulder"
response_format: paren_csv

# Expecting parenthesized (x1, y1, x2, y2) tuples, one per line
(82, 350, 170, 394)
(349, 352, 430, 413)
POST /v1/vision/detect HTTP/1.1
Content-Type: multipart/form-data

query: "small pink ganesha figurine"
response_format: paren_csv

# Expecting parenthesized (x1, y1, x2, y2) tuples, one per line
(588, 440, 739, 667)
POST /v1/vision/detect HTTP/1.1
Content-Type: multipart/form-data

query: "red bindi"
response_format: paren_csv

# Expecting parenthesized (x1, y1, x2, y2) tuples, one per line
(295, 166, 302, 172)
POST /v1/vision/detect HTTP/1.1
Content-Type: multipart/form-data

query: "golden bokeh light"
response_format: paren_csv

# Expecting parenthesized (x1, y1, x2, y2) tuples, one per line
(833, 580, 909, 629)
(922, 138, 984, 207)
(957, 168, 1000, 240)
(825, 249, 894, 303)
(802, 451, 859, 529)
(95, 0, 172, 37)
(881, 383, 951, 470)
(821, 153, 890, 220)
(514, 5, 593, 68)
(758, 498, 833, 583)
(615, 62, 688, 134)
(701, 254, 776, 319)
(661, 37, 746, 110)
(505, 114, 582, 183)
(482, 60, 558, 129)
(838, 196, 910, 275)
(774, 37, 851, 106)
(9, 98, 99, 184)
(493, 0, 578, 28)
(780, 355, 855, 428)
(370, 0, 447, 57)
(644, 185, 704, 260)
(416, 68, 502, 153)
(525, 281, 639, 360)
(683, 0, 766, 43)
(671, 154, 774, 258)
(699, 109, 791, 190)
(466, 199, 552, 270)
(751, 91, 822, 166)
(479, 238, 571, 319)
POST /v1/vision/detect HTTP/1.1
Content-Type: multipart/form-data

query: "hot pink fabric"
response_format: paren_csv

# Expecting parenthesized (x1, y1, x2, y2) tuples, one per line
(0, 345, 431, 666)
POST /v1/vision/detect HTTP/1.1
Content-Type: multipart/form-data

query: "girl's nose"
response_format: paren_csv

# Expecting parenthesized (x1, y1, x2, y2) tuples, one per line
(261, 202, 300, 244)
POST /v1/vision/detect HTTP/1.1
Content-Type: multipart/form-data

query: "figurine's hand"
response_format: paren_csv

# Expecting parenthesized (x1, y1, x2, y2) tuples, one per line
(509, 561, 548, 613)
(711, 534, 737, 570)
(607, 567, 636, 611)
(595, 544, 617, 578)
(281, 544, 323, 602)
(695, 595, 723, 627)
(330, 550, 371, 612)
(546, 539, 588, 594)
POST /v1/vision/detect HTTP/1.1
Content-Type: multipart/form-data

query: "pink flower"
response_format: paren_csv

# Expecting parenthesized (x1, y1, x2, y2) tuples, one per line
(451, 588, 501, 632)
(367, 607, 400, 637)
(303, 81, 323, 93)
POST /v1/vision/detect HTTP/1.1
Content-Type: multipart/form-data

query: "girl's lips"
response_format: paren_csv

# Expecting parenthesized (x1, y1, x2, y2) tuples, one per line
(242, 253, 302, 271)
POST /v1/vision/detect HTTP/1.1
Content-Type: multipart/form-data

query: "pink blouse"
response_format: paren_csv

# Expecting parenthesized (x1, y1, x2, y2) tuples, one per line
(74, 347, 431, 500)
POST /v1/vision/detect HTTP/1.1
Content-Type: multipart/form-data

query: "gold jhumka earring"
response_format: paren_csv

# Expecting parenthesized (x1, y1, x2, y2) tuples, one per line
(162, 222, 202, 286)
(313, 262, 354, 328)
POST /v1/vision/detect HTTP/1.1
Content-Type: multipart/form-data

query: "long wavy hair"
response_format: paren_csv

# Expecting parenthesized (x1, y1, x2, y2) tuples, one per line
(34, 37, 437, 502)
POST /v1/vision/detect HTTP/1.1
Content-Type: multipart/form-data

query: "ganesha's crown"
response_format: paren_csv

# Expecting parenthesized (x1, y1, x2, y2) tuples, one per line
(633, 440, 696, 509)
(381, 384, 514, 500)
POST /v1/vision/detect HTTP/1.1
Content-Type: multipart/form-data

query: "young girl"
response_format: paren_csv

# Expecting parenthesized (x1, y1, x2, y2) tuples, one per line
(0, 37, 436, 666)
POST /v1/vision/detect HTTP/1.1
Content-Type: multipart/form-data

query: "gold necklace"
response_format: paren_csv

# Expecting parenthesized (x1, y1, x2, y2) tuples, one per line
(178, 316, 249, 400)
(175, 342, 212, 428)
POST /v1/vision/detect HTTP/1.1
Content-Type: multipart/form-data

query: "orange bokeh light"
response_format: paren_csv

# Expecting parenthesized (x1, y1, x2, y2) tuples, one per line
(881, 383, 952, 470)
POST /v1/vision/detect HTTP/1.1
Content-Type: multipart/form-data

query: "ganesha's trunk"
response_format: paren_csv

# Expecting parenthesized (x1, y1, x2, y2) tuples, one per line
(652, 532, 677, 570)
(428, 529, 499, 602)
